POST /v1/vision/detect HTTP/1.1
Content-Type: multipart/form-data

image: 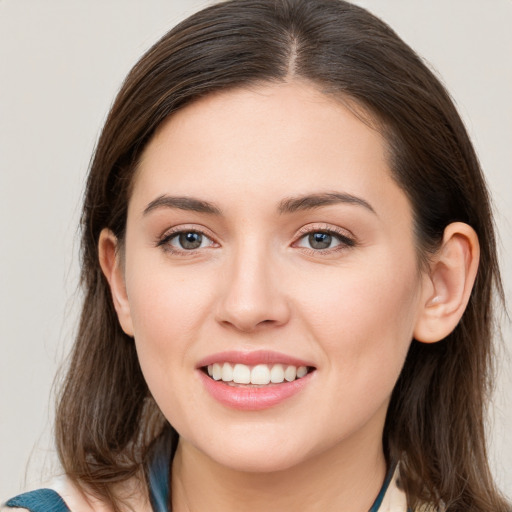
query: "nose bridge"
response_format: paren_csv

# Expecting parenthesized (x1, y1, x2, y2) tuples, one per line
(216, 235, 289, 331)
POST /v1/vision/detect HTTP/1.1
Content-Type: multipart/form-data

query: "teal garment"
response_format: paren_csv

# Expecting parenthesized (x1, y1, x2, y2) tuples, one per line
(4, 433, 397, 512)
(370, 464, 395, 512)
(5, 489, 70, 512)
(147, 431, 174, 512)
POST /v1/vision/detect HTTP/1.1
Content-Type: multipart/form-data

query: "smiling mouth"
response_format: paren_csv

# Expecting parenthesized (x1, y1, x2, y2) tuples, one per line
(202, 363, 315, 386)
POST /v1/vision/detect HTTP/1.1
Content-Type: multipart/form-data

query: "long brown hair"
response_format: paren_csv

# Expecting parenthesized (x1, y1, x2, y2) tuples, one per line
(55, 1, 508, 510)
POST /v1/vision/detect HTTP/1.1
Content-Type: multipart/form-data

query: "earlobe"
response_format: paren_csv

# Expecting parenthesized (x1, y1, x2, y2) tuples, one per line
(98, 229, 134, 337)
(414, 222, 480, 343)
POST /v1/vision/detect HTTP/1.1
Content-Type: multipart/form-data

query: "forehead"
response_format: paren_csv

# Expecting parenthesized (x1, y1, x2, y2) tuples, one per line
(143, 81, 384, 162)
(131, 81, 409, 223)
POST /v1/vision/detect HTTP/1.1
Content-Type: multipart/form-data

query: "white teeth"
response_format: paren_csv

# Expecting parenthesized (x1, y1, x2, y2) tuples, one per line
(297, 366, 308, 378)
(284, 365, 297, 382)
(221, 362, 233, 382)
(233, 363, 251, 384)
(251, 364, 271, 385)
(270, 364, 285, 383)
(206, 362, 311, 384)
(212, 363, 222, 381)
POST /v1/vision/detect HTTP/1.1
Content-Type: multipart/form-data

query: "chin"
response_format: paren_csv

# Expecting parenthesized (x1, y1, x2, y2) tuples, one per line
(212, 447, 305, 474)
(188, 429, 312, 474)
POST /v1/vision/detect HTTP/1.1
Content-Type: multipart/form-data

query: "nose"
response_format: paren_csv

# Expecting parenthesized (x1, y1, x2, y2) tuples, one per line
(215, 243, 291, 333)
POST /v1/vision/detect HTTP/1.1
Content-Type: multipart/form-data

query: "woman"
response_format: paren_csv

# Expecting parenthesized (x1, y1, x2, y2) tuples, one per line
(3, 0, 509, 510)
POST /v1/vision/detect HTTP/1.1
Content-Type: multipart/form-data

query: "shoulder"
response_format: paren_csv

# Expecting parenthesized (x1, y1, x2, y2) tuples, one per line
(2, 477, 107, 512)
(379, 463, 442, 512)
(2, 486, 71, 512)
(379, 464, 447, 512)
(2, 475, 151, 512)
(379, 464, 408, 512)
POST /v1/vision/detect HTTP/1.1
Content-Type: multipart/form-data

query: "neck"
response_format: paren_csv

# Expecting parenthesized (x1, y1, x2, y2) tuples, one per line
(171, 431, 387, 512)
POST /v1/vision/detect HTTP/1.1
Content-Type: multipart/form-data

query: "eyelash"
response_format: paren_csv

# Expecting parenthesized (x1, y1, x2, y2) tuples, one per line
(157, 226, 217, 255)
(157, 225, 356, 256)
(293, 225, 356, 255)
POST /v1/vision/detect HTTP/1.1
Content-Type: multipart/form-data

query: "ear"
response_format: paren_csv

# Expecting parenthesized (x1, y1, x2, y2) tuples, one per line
(414, 222, 480, 343)
(98, 228, 134, 337)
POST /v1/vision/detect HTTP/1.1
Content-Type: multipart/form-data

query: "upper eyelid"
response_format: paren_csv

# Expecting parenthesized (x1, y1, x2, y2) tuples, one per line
(294, 224, 356, 240)
(158, 224, 217, 242)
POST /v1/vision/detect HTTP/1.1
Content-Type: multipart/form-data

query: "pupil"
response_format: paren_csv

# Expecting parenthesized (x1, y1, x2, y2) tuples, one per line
(309, 232, 331, 249)
(179, 232, 202, 249)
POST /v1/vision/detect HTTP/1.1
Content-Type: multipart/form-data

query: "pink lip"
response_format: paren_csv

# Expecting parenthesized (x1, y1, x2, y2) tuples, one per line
(198, 369, 314, 411)
(196, 350, 316, 411)
(196, 350, 314, 369)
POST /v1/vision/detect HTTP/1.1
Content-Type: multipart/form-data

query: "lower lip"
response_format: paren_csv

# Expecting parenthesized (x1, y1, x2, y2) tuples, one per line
(198, 370, 313, 411)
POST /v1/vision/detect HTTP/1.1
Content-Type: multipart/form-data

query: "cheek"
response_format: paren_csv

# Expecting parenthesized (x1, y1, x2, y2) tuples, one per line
(123, 258, 217, 394)
(296, 254, 420, 386)
(126, 256, 214, 338)
(288, 261, 420, 443)
(125, 265, 216, 433)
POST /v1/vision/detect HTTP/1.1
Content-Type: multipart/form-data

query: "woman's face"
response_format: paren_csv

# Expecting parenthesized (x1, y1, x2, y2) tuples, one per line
(116, 82, 429, 472)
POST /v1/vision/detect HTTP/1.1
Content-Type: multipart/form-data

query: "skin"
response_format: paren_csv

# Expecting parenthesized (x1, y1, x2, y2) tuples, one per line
(99, 81, 479, 512)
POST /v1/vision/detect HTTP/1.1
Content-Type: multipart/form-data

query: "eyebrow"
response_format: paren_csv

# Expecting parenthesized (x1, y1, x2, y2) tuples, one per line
(142, 191, 376, 217)
(143, 195, 222, 216)
(278, 192, 376, 215)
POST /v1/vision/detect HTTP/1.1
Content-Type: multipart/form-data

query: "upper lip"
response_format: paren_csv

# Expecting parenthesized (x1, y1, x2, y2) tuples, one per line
(196, 350, 315, 369)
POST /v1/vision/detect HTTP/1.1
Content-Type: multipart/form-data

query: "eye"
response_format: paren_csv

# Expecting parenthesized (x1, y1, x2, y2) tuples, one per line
(304, 232, 337, 250)
(159, 230, 216, 252)
(295, 228, 355, 252)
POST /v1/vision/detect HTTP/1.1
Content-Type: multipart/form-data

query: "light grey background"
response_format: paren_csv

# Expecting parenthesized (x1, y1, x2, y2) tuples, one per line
(1, 0, 510, 501)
